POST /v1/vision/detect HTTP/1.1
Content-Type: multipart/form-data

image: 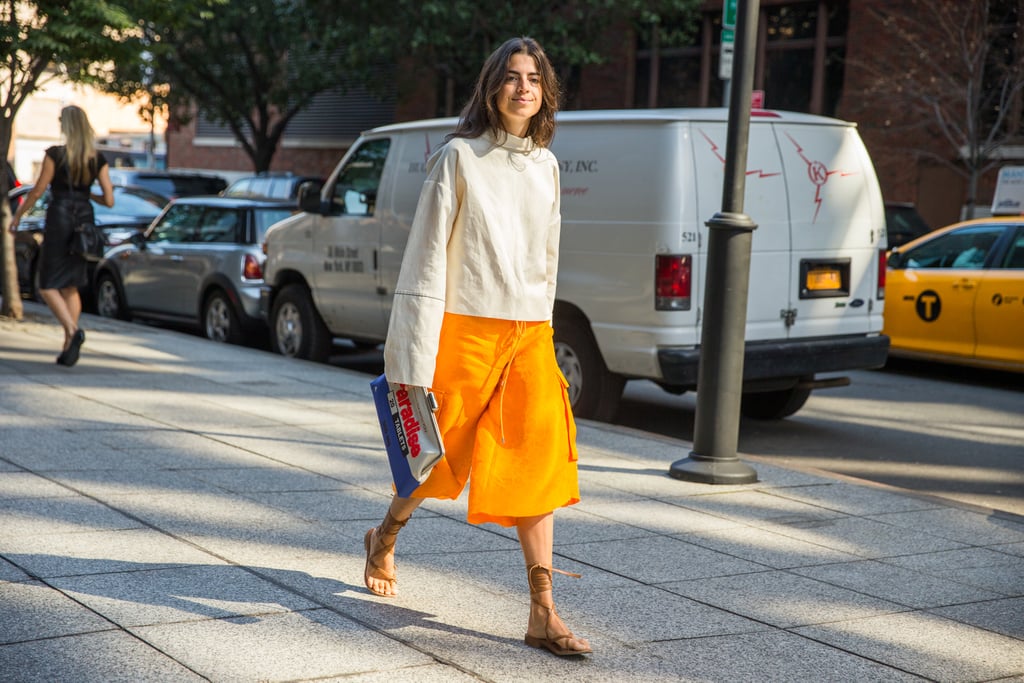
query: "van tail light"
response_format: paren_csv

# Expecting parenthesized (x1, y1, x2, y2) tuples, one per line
(877, 249, 887, 299)
(655, 254, 691, 310)
(243, 253, 263, 280)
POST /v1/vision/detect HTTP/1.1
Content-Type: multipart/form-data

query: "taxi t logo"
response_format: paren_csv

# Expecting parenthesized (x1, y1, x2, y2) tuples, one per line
(915, 290, 942, 322)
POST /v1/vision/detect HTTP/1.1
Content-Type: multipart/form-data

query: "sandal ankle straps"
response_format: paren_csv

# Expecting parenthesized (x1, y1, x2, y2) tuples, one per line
(380, 509, 410, 536)
(527, 563, 582, 595)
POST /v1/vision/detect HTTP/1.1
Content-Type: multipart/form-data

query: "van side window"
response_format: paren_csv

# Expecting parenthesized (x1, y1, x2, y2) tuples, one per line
(331, 139, 390, 216)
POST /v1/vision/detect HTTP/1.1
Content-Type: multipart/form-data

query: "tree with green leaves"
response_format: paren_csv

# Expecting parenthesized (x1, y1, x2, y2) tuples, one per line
(104, 1, 700, 177)
(108, 0, 360, 173)
(1, 0, 138, 320)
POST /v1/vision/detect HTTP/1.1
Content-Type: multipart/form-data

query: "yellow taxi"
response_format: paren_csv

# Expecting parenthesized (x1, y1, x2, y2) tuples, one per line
(883, 217, 1024, 372)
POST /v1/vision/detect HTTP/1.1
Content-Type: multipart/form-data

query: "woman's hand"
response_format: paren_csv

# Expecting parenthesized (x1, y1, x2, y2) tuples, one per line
(8, 215, 19, 233)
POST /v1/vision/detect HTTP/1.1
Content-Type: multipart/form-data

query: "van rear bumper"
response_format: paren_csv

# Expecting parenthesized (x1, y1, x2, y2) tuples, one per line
(657, 334, 890, 386)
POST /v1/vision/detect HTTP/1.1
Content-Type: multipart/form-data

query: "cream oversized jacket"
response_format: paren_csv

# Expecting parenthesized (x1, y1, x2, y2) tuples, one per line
(383, 130, 561, 388)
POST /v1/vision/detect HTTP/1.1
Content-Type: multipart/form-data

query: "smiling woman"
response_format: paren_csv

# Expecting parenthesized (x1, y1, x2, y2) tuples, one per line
(497, 53, 543, 137)
(363, 36, 593, 658)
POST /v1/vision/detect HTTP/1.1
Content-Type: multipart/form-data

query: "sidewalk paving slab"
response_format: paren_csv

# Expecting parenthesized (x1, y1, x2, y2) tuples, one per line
(1, 304, 1022, 682)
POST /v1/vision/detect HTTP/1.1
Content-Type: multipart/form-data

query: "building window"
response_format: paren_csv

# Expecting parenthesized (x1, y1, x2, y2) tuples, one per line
(636, 0, 848, 115)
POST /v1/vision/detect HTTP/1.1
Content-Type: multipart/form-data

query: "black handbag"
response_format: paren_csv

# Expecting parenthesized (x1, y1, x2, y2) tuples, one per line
(63, 152, 104, 262)
(70, 221, 104, 262)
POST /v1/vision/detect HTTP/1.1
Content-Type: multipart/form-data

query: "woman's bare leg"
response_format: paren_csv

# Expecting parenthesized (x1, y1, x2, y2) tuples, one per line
(39, 287, 79, 349)
(63, 286, 82, 341)
(364, 495, 423, 597)
(517, 512, 590, 653)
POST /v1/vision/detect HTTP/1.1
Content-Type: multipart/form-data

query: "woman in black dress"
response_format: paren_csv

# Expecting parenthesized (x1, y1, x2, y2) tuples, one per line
(9, 105, 114, 366)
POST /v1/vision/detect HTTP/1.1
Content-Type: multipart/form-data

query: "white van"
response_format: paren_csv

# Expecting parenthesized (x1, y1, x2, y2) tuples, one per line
(260, 109, 889, 420)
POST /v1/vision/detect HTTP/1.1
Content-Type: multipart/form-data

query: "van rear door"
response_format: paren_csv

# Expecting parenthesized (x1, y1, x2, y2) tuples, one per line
(691, 118, 792, 342)
(775, 122, 884, 339)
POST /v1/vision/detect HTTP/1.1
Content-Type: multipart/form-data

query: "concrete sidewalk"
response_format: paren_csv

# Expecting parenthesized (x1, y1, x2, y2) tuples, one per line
(1, 303, 1022, 682)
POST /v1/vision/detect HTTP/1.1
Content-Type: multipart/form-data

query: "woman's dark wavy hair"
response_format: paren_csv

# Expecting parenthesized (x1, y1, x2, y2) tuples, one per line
(447, 36, 561, 148)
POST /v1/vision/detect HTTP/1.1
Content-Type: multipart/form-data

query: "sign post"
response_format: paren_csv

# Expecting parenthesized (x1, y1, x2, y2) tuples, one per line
(720, 0, 738, 102)
(670, 0, 760, 485)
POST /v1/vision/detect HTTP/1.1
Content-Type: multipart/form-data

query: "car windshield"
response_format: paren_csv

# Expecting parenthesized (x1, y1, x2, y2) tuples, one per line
(254, 208, 294, 240)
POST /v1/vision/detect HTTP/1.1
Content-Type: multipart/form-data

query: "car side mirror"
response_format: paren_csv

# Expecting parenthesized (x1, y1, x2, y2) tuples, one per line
(129, 231, 147, 250)
(298, 181, 326, 214)
(887, 249, 903, 269)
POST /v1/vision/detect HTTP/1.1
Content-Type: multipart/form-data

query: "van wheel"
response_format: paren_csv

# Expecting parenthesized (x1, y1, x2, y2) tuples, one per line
(203, 290, 242, 344)
(553, 316, 624, 421)
(740, 384, 812, 420)
(270, 284, 332, 362)
(95, 273, 128, 320)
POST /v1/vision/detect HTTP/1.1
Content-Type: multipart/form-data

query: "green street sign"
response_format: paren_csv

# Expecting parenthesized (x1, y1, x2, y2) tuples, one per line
(721, 28, 735, 44)
(723, 0, 737, 29)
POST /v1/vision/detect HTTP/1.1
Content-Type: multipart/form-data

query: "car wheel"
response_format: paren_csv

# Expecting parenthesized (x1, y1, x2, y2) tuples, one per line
(553, 314, 624, 421)
(270, 284, 332, 362)
(203, 289, 242, 344)
(740, 382, 812, 420)
(95, 273, 128, 320)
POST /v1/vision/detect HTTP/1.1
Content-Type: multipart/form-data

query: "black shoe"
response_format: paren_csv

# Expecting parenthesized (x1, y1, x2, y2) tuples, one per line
(60, 329, 85, 367)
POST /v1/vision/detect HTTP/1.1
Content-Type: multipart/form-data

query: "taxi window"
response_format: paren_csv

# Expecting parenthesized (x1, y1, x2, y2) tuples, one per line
(903, 225, 1004, 269)
(999, 227, 1024, 269)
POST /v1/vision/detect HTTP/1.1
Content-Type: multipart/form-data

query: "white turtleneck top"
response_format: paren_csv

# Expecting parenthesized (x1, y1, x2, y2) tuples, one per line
(383, 130, 562, 387)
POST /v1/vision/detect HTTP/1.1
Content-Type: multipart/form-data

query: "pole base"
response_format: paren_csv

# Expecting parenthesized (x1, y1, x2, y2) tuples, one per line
(668, 453, 758, 485)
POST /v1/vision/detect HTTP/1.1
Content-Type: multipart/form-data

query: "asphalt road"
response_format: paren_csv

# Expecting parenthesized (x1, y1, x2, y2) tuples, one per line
(612, 359, 1024, 517)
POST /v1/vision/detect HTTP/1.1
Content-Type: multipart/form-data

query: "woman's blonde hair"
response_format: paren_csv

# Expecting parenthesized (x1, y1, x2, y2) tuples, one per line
(448, 37, 561, 148)
(60, 105, 98, 186)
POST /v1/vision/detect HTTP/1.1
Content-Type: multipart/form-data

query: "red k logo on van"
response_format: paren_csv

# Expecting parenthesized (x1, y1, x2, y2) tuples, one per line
(786, 133, 857, 223)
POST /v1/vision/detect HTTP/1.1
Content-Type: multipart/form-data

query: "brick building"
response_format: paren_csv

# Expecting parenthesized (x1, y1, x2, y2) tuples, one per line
(169, 0, 1023, 228)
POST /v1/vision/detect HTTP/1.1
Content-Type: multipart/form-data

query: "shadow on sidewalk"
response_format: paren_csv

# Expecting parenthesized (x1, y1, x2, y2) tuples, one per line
(5, 554, 516, 646)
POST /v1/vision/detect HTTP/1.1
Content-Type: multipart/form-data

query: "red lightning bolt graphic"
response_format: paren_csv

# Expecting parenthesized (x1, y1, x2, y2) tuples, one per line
(786, 133, 857, 223)
(699, 130, 780, 179)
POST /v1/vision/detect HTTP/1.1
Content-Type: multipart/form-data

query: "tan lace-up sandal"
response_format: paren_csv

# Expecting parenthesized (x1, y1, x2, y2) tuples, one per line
(524, 563, 592, 656)
(363, 510, 410, 597)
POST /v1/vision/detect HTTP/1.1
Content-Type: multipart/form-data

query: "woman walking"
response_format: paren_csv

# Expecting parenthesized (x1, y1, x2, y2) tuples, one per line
(364, 37, 591, 657)
(9, 105, 114, 366)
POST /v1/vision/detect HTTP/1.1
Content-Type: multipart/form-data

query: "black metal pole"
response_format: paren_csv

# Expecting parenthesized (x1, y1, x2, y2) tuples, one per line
(669, 0, 760, 485)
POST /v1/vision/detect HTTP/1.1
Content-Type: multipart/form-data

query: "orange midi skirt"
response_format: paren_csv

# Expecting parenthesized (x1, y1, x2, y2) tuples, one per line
(410, 312, 580, 526)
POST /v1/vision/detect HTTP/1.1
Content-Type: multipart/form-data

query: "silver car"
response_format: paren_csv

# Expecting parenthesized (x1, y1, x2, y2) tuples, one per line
(94, 196, 294, 344)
